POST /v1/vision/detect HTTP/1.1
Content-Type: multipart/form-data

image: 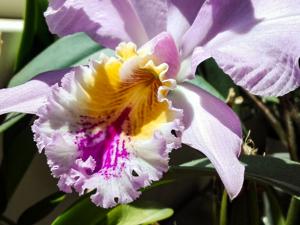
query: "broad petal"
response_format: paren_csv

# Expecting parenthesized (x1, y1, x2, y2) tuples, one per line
(0, 69, 69, 115)
(167, 0, 205, 45)
(129, 0, 168, 40)
(170, 82, 244, 199)
(45, 0, 169, 48)
(188, 0, 300, 96)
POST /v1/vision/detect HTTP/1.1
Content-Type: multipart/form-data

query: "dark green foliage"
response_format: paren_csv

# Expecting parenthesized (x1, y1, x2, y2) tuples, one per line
(52, 197, 173, 225)
(17, 192, 65, 225)
(14, 0, 55, 72)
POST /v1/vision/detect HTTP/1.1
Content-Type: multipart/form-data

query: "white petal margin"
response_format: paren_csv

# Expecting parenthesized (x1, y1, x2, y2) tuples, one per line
(170, 82, 244, 199)
(32, 63, 184, 208)
(0, 69, 70, 115)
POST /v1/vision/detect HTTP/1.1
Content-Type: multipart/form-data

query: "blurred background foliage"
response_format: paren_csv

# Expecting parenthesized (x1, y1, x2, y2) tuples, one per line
(0, 0, 300, 225)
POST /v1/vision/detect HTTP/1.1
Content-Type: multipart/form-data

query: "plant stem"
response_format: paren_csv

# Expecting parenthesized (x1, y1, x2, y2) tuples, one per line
(244, 91, 287, 146)
(286, 196, 300, 225)
(290, 108, 300, 132)
(281, 96, 298, 161)
(219, 190, 227, 225)
(283, 108, 298, 161)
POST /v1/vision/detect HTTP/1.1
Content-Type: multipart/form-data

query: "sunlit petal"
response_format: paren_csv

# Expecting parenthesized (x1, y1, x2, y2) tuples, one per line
(188, 0, 300, 96)
(170, 83, 244, 199)
(0, 69, 70, 115)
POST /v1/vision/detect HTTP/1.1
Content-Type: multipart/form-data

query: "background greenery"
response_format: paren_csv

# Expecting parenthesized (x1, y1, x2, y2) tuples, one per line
(0, 0, 300, 224)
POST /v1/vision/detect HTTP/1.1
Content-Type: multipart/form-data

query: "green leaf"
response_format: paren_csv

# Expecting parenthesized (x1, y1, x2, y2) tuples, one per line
(171, 155, 300, 196)
(0, 114, 25, 133)
(15, 0, 55, 72)
(9, 32, 102, 87)
(105, 201, 173, 225)
(73, 48, 114, 66)
(188, 76, 225, 101)
(17, 192, 66, 225)
(52, 197, 173, 225)
(141, 179, 175, 192)
(219, 191, 228, 225)
(52, 196, 108, 225)
(201, 58, 236, 98)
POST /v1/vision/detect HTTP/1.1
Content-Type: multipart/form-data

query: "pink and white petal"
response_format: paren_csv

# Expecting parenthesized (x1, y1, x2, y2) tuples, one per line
(170, 83, 244, 199)
(180, 0, 258, 58)
(45, 0, 148, 48)
(32, 67, 90, 153)
(130, 0, 168, 40)
(44, 133, 79, 176)
(188, 0, 300, 96)
(0, 69, 69, 115)
(167, 0, 205, 45)
(141, 32, 180, 79)
(45, 0, 169, 48)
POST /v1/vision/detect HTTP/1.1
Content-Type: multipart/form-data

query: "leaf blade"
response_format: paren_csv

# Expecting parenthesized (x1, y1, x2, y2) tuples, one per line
(172, 155, 300, 196)
(52, 198, 173, 225)
(14, 0, 55, 72)
(17, 192, 66, 225)
(9, 32, 101, 87)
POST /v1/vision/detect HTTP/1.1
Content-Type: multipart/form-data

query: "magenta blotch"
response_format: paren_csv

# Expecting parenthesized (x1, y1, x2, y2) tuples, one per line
(75, 108, 131, 178)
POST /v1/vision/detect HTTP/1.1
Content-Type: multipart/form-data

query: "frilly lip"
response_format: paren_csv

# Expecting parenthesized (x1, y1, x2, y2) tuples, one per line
(31, 41, 185, 208)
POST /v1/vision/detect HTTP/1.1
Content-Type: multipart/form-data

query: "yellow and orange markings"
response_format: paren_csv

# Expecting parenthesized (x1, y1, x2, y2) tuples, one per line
(78, 42, 175, 140)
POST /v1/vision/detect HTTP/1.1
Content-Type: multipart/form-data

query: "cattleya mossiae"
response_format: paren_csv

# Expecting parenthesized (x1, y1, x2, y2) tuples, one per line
(0, 33, 244, 208)
(1, 0, 299, 208)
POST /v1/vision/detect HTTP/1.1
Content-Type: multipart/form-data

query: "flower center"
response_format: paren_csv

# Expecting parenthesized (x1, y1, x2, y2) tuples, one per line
(71, 42, 176, 175)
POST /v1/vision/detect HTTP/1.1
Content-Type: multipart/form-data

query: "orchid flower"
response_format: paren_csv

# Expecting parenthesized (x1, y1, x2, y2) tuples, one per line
(0, 1, 246, 208)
